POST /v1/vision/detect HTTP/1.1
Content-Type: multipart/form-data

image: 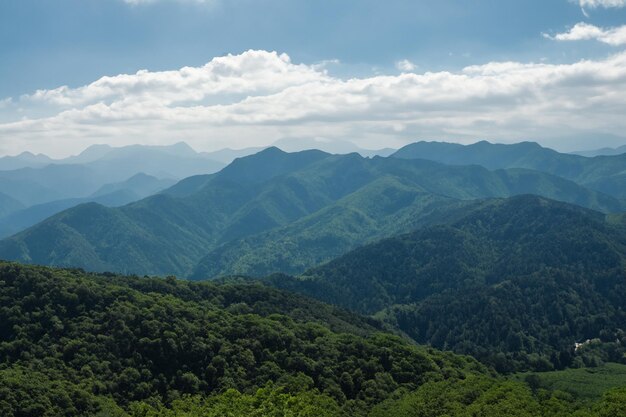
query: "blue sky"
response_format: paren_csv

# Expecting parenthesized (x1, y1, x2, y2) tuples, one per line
(1, 0, 626, 156)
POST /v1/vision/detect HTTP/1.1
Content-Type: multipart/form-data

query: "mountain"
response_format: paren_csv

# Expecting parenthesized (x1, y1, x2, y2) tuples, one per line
(0, 176, 63, 207)
(0, 151, 53, 170)
(265, 196, 626, 373)
(272, 137, 396, 157)
(0, 260, 489, 416)
(0, 192, 24, 218)
(199, 146, 266, 164)
(392, 141, 626, 199)
(91, 172, 176, 199)
(75, 142, 225, 181)
(0, 173, 173, 239)
(572, 144, 626, 157)
(64, 141, 198, 163)
(0, 189, 145, 239)
(0, 164, 107, 202)
(191, 156, 624, 279)
(1, 148, 624, 277)
(0, 144, 224, 208)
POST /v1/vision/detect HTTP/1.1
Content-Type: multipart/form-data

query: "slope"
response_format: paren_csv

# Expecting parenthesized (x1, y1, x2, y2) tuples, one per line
(191, 157, 624, 279)
(0, 189, 143, 239)
(265, 196, 626, 372)
(0, 191, 24, 218)
(392, 140, 626, 199)
(1, 149, 623, 277)
(0, 260, 487, 416)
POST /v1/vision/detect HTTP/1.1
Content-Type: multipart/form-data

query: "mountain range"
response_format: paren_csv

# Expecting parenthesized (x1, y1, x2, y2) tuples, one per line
(1, 142, 625, 278)
(0, 143, 228, 238)
(392, 141, 626, 199)
(1, 139, 626, 416)
(572, 144, 626, 157)
(0, 173, 177, 238)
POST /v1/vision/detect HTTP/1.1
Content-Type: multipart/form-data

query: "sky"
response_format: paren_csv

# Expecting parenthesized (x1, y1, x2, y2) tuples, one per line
(1, 0, 626, 157)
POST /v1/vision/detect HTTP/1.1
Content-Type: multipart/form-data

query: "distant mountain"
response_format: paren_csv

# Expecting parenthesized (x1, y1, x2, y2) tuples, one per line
(265, 196, 626, 372)
(272, 137, 396, 157)
(392, 140, 626, 199)
(0, 176, 63, 207)
(91, 173, 176, 199)
(0, 151, 53, 171)
(0, 174, 173, 239)
(0, 191, 138, 239)
(0, 192, 24, 218)
(0, 143, 224, 208)
(200, 147, 266, 164)
(64, 141, 199, 164)
(0, 164, 105, 202)
(1, 147, 623, 277)
(571, 144, 626, 157)
(76, 142, 225, 181)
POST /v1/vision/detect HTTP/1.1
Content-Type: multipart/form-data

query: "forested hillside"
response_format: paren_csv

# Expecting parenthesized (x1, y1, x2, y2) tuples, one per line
(265, 196, 626, 372)
(392, 140, 626, 199)
(2, 148, 623, 278)
(0, 261, 484, 416)
(1, 260, 624, 417)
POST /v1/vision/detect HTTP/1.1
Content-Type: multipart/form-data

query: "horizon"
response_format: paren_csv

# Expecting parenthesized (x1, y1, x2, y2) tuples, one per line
(2, 137, 625, 160)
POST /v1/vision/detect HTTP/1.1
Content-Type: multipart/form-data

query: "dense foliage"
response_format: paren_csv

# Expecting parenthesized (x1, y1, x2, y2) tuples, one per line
(392, 140, 626, 199)
(1, 261, 622, 416)
(0, 261, 488, 416)
(126, 382, 626, 417)
(368, 376, 626, 417)
(1, 147, 622, 278)
(267, 196, 626, 372)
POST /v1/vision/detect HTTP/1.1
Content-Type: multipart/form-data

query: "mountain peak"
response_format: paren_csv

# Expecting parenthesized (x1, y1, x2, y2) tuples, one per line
(217, 147, 329, 184)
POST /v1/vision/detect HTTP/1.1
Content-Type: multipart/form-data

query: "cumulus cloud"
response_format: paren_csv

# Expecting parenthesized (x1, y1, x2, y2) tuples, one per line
(2, 49, 626, 156)
(395, 59, 417, 72)
(545, 22, 626, 46)
(578, 0, 626, 8)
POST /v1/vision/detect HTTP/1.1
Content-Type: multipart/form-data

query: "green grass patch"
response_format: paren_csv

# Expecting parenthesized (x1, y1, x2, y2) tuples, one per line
(513, 363, 626, 402)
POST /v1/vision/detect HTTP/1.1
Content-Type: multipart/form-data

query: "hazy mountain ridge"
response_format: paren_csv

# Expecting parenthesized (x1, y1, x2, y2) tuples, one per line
(1, 145, 624, 278)
(572, 144, 626, 157)
(0, 191, 24, 218)
(0, 143, 225, 206)
(0, 173, 177, 239)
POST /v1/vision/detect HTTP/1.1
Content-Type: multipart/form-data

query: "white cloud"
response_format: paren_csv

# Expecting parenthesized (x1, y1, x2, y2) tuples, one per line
(578, 0, 626, 8)
(545, 22, 626, 46)
(395, 59, 417, 72)
(2, 49, 626, 156)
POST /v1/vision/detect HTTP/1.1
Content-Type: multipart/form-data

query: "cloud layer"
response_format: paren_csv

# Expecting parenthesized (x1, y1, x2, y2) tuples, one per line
(2, 50, 626, 156)
(578, 0, 626, 8)
(546, 22, 626, 45)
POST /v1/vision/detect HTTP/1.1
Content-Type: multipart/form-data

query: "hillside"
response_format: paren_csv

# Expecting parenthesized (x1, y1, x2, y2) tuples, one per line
(2, 148, 624, 278)
(265, 196, 626, 372)
(0, 143, 224, 210)
(91, 172, 176, 199)
(0, 191, 23, 218)
(0, 260, 487, 416)
(0, 189, 142, 239)
(392, 141, 626, 199)
(191, 155, 624, 279)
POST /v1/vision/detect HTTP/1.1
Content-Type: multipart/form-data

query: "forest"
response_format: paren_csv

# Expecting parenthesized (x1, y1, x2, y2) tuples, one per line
(1, 261, 624, 416)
